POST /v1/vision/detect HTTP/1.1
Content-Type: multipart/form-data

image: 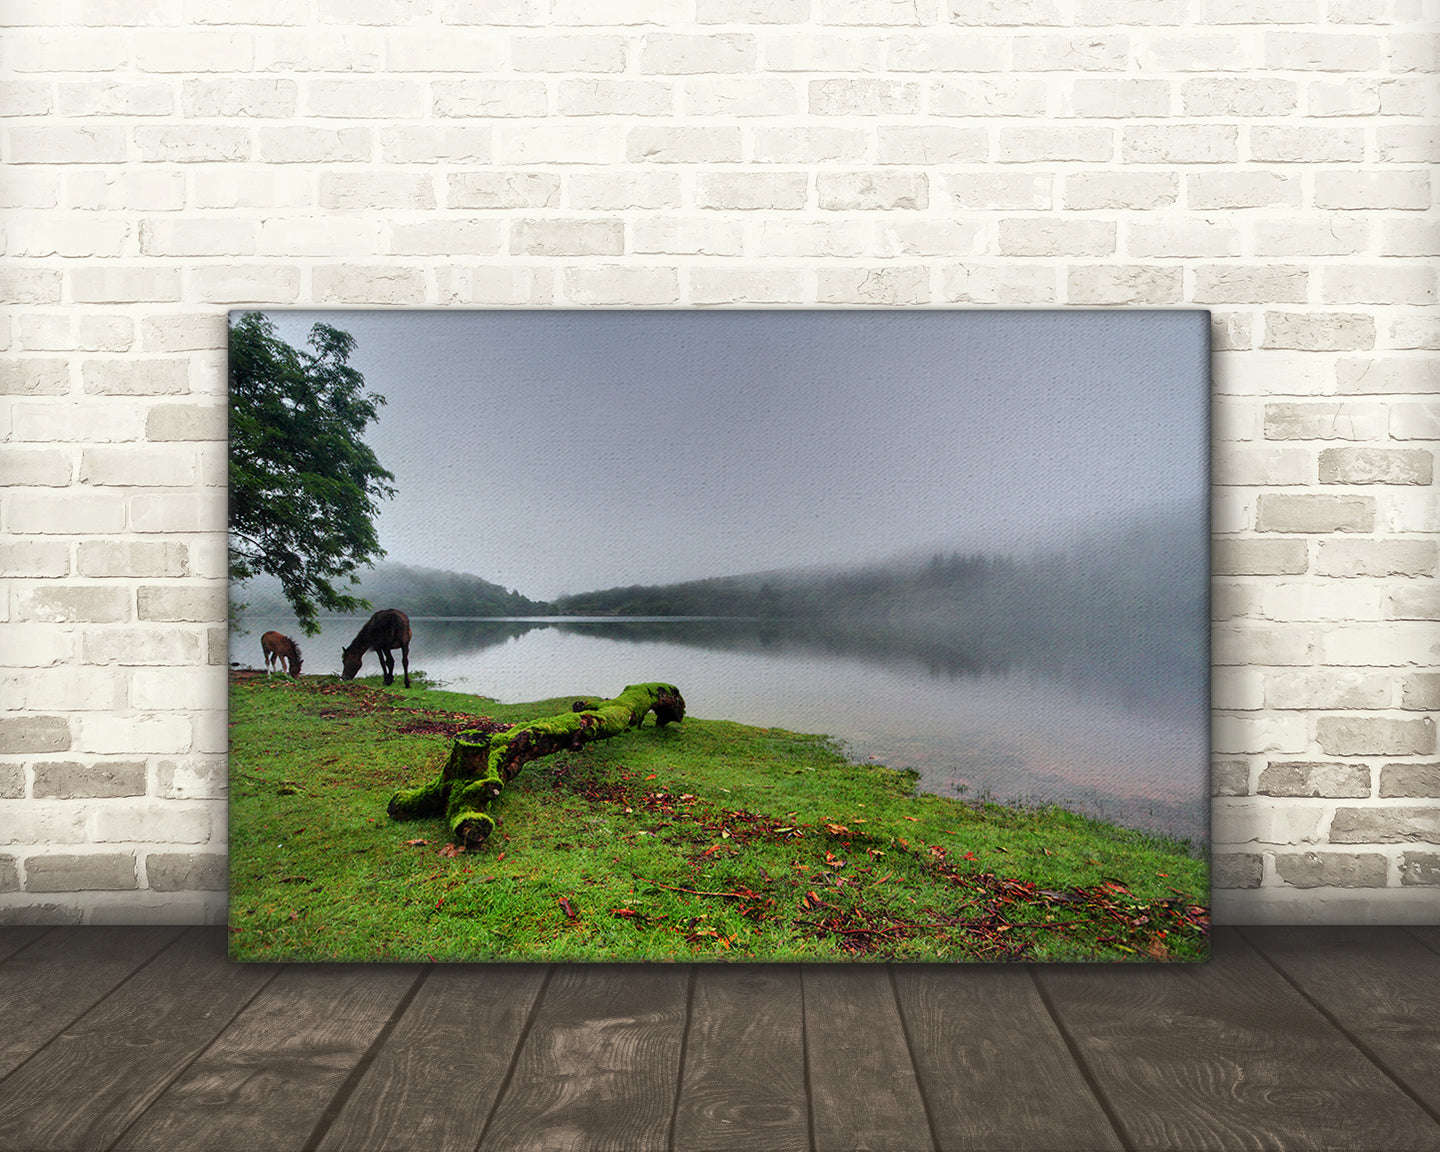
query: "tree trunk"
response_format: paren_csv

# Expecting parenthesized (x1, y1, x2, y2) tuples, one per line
(388, 682, 685, 849)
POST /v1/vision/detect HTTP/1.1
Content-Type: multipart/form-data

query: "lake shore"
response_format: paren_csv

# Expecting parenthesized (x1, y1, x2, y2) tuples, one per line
(227, 672, 1209, 964)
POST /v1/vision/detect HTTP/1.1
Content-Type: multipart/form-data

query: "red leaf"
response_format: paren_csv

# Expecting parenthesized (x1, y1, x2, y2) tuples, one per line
(559, 897, 577, 919)
(405, 839, 429, 847)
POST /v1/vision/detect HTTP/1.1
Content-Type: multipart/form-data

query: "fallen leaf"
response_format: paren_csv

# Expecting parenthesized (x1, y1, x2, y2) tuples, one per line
(405, 839, 429, 847)
(559, 896, 577, 919)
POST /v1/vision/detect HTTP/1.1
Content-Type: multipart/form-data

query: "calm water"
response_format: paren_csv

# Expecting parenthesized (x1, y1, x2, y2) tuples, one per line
(236, 615, 1209, 841)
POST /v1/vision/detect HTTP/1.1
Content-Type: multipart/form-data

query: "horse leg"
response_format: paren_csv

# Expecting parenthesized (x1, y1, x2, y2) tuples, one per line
(401, 643, 410, 688)
(379, 647, 394, 686)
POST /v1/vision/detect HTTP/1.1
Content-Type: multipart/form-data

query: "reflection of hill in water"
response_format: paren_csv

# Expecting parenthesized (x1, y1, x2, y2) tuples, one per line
(549, 615, 1201, 723)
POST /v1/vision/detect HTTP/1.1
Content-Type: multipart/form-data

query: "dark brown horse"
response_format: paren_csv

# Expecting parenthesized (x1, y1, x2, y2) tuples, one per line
(341, 608, 411, 688)
(260, 631, 302, 677)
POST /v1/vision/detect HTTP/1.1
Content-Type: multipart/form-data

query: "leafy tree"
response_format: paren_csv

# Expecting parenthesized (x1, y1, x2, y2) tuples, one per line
(229, 312, 395, 636)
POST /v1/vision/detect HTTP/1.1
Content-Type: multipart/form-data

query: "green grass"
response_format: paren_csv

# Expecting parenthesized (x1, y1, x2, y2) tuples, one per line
(227, 672, 1210, 964)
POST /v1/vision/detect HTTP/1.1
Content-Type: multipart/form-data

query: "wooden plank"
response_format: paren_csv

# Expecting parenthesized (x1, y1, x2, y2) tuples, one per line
(1034, 927, 1440, 1152)
(0, 927, 50, 963)
(314, 964, 548, 1152)
(0, 928, 276, 1152)
(672, 966, 808, 1152)
(1244, 925, 1440, 1126)
(0, 926, 182, 1080)
(892, 965, 1122, 1152)
(802, 965, 933, 1152)
(477, 964, 690, 1152)
(112, 963, 422, 1152)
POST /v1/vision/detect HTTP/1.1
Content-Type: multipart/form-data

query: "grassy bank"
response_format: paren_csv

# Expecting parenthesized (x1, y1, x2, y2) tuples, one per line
(227, 672, 1209, 964)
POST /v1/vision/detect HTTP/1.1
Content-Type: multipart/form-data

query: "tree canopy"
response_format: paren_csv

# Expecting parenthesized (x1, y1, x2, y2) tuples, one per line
(229, 312, 395, 636)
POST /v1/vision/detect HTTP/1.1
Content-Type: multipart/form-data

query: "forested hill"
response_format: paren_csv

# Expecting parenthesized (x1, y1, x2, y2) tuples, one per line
(234, 561, 554, 620)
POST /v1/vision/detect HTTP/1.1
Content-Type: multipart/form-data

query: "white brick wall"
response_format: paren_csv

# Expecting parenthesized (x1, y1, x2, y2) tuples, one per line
(1, 1, 1435, 926)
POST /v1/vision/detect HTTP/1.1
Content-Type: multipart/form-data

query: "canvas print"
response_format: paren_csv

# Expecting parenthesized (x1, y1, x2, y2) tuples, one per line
(227, 309, 1211, 963)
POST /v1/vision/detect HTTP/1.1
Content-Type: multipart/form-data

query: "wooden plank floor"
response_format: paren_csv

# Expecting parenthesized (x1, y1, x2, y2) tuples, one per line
(0, 926, 1437, 1152)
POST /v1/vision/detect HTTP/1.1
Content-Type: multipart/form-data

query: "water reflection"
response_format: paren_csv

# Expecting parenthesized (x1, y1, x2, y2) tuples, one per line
(235, 614, 1208, 841)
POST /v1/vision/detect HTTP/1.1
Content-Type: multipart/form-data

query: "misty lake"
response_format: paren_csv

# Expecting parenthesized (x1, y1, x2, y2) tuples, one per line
(235, 615, 1208, 841)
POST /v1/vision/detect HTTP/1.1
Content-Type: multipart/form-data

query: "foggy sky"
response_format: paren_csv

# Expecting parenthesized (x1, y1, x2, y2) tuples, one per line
(249, 309, 1210, 602)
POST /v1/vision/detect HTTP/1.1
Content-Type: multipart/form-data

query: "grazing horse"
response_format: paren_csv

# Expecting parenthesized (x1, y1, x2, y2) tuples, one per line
(261, 631, 302, 677)
(341, 608, 412, 688)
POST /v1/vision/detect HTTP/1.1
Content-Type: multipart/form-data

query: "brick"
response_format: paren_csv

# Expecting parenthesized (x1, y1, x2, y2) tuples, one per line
(950, 0, 1062, 24)
(751, 127, 868, 164)
(1318, 716, 1436, 757)
(13, 585, 129, 624)
(825, 0, 938, 20)
(1213, 798, 1327, 845)
(511, 219, 624, 257)
(875, 221, 983, 257)
(74, 713, 193, 756)
(688, 268, 807, 305)
(1265, 671, 1390, 710)
(146, 853, 227, 892)
(1323, 265, 1437, 306)
(560, 79, 674, 117)
(1402, 676, 1440, 713)
(312, 266, 427, 305)
(141, 315, 227, 354)
(182, 78, 296, 118)
(810, 78, 921, 116)
(133, 30, 252, 71)
(81, 359, 190, 397)
(81, 628, 203, 666)
(147, 403, 225, 442)
(1182, 77, 1295, 116)
(1381, 762, 1440, 799)
(1266, 31, 1382, 71)
(1314, 170, 1431, 211)
(1127, 220, 1240, 258)
(9, 217, 130, 259)
(1212, 759, 1250, 797)
(817, 172, 927, 210)
(638, 33, 756, 74)
(563, 266, 679, 306)
(1318, 539, 1436, 578)
(1123, 125, 1238, 164)
(33, 761, 146, 799)
(1066, 78, 1170, 118)
(998, 219, 1115, 257)
(0, 542, 71, 579)
(1253, 216, 1369, 258)
(136, 585, 226, 624)
(998, 126, 1113, 162)
(1137, 32, 1259, 71)
(447, 172, 560, 210)
(388, 221, 502, 257)
(1188, 171, 1299, 209)
(0, 716, 71, 754)
(6, 125, 126, 164)
(1382, 218, 1440, 258)
(25, 854, 137, 892)
(511, 34, 626, 71)
(632, 218, 745, 256)
(0, 268, 63, 306)
(0, 857, 17, 893)
(1012, 34, 1129, 71)
(130, 666, 227, 711)
(1213, 446, 1310, 486)
(1062, 172, 1177, 210)
(1320, 448, 1432, 486)
(433, 79, 547, 119)
(156, 759, 227, 800)
(944, 173, 1052, 210)
(0, 447, 71, 485)
(259, 219, 383, 258)
(71, 267, 183, 305)
(567, 172, 681, 211)
(698, 0, 809, 18)
(697, 173, 809, 210)
(1194, 266, 1307, 304)
(683, 79, 798, 118)
(133, 126, 250, 163)
(761, 33, 886, 73)
(1378, 125, 1440, 165)
(1212, 851, 1263, 888)
(817, 266, 930, 305)
(306, 78, 425, 118)
(191, 169, 309, 211)
(1265, 401, 1388, 440)
(1401, 853, 1440, 886)
(1212, 623, 1316, 666)
(379, 128, 490, 165)
(944, 266, 1059, 305)
(1274, 852, 1388, 888)
(0, 904, 83, 925)
(932, 78, 1046, 115)
(319, 173, 435, 211)
(1390, 315, 1440, 352)
(7, 492, 127, 536)
(1322, 625, 1438, 668)
(875, 127, 988, 164)
(1331, 805, 1440, 844)
(1213, 538, 1308, 576)
(1258, 761, 1370, 798)
(1256, 494, 1373, 533)
(256, 127, 373, 165)
(1252, 126, 1365, 163)
(1067, 266, 1182, 305)
(626, 127, 741, 164)
(259, 29, 384, 71)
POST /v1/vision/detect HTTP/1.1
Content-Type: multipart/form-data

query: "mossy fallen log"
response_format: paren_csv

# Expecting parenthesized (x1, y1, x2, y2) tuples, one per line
(388, 682, 685, 849)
